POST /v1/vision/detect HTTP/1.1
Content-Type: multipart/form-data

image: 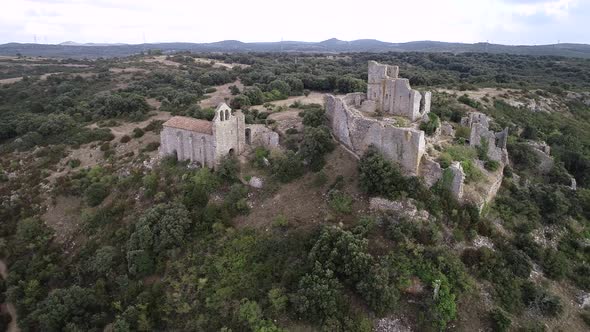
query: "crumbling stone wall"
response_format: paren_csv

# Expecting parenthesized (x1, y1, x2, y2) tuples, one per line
(366, 61, 431, 121)
(246, 124, 279, 149)
(465, 112, 509, 163)
(325, 94, 425, 175)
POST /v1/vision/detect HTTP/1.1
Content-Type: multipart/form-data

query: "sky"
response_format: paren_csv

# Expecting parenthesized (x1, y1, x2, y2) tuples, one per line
(0, 0, 588, 45)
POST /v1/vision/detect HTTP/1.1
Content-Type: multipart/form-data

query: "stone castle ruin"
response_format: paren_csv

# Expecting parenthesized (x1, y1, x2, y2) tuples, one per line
(366, 60, 432, 121)
(326, 61, 508, 206)
(160, 103, 278, 168)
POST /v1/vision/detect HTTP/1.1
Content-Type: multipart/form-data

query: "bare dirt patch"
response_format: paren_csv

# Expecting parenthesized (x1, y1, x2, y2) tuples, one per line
(200, 80, 244, 108)
(234, 145, 368, 230)
(42, 195, 83, 244)
(193, 57, 250, 69)
(142, 55, 181, 67)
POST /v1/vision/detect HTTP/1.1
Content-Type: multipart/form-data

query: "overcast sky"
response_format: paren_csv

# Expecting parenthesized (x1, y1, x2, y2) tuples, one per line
(0, 0, 588, 45)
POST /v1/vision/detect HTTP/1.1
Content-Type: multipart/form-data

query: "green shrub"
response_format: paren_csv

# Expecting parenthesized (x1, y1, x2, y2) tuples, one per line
(252, 147, 270, 168)
(132, 127, 145, 138)
(273, 214, 288, 228)
(68, 159, 81, 168)
(438, 153, 453, 168)
(313, 170, 328, 187)
(120, 135, 131, 143)
(328, 189, 353, 214)
(455, 126, 471, 142)
(84, 182, 109, 207)
(445, 145, 477, 161)
(490, 308, 511, 332)
(419, 113, 440, 136)
(217, 154, 240, 183)
(462, 159, 483, 183)
(205, 87, 217, 93)
(485, 159, 500, 171)
(271, 150, 304, 183)
(458, 94, 482, 109)
(142, 142, 160, 152)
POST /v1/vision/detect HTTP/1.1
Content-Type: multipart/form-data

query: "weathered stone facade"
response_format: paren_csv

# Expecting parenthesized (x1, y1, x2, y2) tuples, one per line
(366, 60, 431, 121)
(325, 93, 425, 175)
(160, 103, 278, 168)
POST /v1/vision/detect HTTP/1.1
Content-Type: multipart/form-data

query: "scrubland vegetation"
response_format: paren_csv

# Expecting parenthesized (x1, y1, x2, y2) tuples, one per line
(1, 51, 590, 331)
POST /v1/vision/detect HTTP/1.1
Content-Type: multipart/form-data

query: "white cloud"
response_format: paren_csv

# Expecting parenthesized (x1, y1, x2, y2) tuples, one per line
(0, 0, 587, 45)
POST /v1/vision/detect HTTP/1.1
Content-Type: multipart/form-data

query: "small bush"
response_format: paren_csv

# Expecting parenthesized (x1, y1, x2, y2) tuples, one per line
(313, 170, 328, 187)
(273, 214, 288, 228)
(328, 189, 353, 214)
(455, 126, 471, 141)
(485, 160, 500, 171)
(132, 127, 145, 138)
(419, 113, 440, 136)
(100, 142, 111, 151)
(142, 142, 160, 152)
(120, 135, 131, 143)
(490, 308, 511, 332)
(68, 159, 81, 168)
(205, 87, 217, 93)
(85, 182, 109, 207)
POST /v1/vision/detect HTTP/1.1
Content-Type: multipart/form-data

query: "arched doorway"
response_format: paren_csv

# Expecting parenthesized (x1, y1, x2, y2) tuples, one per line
(245, 128, 251, 145)
(228, 148, 235, 156)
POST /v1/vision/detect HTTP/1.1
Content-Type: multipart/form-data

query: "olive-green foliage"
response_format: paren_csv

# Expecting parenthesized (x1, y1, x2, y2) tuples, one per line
(358, 146, 430, 202)
(90, 92, 150, 119)
(301, 106, 326, 128)
(419, 112, 440, 136)
(294, 262, 344, 322)
(142, 172, 158, 197)
(327, 189, 353, 214)
(223, 184, 250, 216)
(238, 299, 285, 332)
(252, 146, 270, 168)
(270, 150, 304, 182)
(85, 182, 109, 206)
(216, 154, 240, 183)
(490, 308, 511, 332)
(27, 285, 101, 331)
(127, 203, 192, 275)
(299, 126, 334, 171)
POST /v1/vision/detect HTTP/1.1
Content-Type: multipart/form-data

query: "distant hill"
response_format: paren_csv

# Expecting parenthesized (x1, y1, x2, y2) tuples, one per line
(1, 38, 590, 59)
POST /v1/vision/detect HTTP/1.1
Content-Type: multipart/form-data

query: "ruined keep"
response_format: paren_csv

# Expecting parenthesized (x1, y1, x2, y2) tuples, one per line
(325, 61, 432, 175)
(326, 61, 509, 206)
(160, 103, 278, 168)
(366, 60, 432, 121)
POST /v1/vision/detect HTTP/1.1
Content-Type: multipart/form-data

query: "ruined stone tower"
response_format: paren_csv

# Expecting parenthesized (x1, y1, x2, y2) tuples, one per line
(366, 60, 431, 121)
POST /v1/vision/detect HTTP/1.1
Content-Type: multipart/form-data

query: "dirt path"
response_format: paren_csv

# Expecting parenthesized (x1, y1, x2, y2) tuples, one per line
(0, 259, 19, 332)
(200, 80, 244, 108)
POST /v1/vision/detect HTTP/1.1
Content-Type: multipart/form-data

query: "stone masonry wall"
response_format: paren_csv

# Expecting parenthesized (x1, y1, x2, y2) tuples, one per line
(160, 127, 215, 168)
(213, 104, 245, 164)
(246, 124, 280, 149)
(325, 94, 425, 175)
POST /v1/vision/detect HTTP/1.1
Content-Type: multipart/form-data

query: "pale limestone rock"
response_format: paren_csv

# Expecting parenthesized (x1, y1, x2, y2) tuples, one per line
(369, 197, 429, 221)
(248, 176, 263, 189)
(449, 162, 465, 201)
(441, 122, 455, 137)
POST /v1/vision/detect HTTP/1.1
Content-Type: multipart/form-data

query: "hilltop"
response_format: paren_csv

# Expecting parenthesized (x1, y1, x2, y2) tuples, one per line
(1, 38, 590, 58)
